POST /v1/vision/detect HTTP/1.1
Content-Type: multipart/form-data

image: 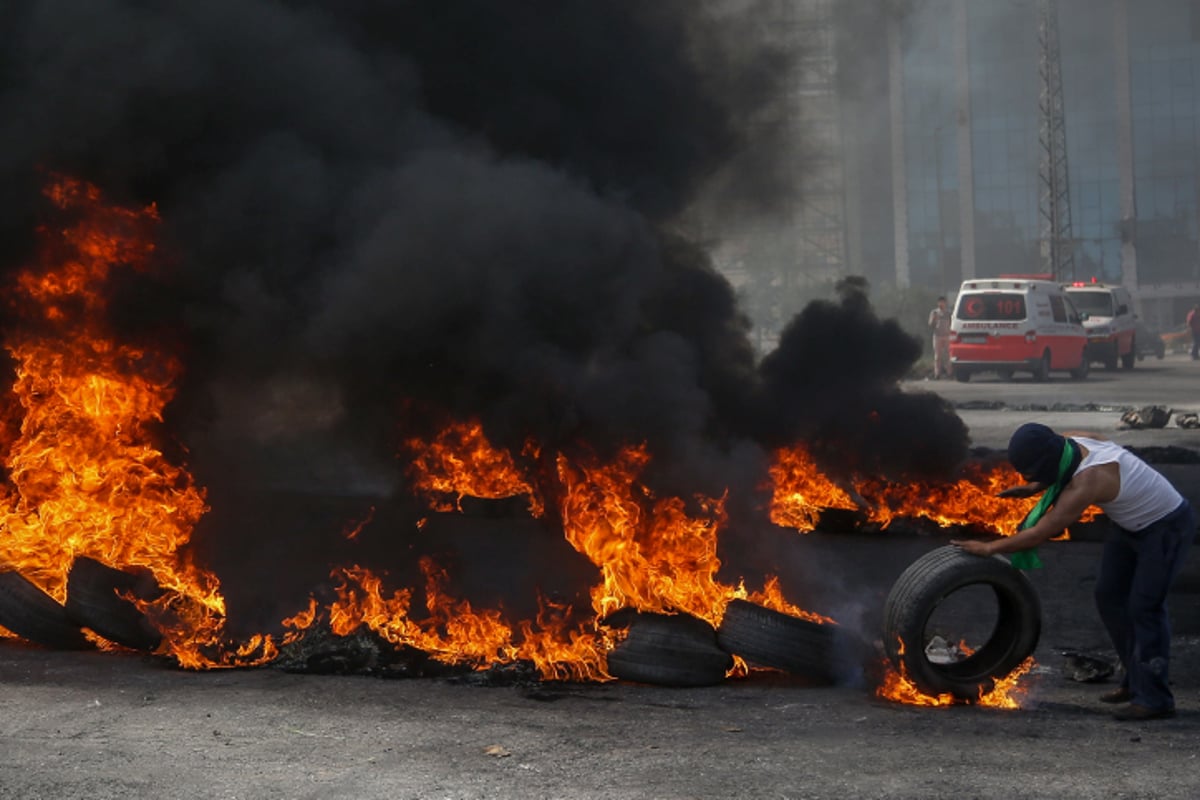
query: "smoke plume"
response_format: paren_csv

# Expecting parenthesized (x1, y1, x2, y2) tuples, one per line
(0, 1, 968, 623)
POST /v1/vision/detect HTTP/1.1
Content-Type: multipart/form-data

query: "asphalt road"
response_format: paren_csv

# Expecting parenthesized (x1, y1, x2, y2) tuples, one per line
(906, 348, 1200, 451)
(3, 358, 1200, 799)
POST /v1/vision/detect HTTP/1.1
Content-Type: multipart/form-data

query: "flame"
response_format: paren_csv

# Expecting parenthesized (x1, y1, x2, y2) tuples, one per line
(767, 446, 858, 532)
(405, 422, 544, 516)
(0, 176, 268, 665)
(282, 561, 611, 681)
(9, 177, 1071, 685)
(770, 445, 1095, 537)
(876, 637, 1035, 708)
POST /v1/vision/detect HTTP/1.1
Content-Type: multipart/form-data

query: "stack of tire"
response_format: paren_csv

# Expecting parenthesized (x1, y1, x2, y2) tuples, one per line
(0, 557, 163, 653)
(605, 545, 1043, 694)
(603, 600, 868, 687)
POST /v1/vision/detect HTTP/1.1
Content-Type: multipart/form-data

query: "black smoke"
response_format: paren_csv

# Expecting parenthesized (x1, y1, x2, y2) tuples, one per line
(0, 1, 968, 627)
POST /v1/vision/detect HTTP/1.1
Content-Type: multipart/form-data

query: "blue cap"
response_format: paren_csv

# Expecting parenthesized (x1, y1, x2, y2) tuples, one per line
(1007, 423, 1067, 485)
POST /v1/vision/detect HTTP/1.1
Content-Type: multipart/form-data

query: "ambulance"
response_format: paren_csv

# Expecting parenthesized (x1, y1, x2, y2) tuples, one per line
(949, 276, 1089, 382)
(1063, 280, 1138, 370)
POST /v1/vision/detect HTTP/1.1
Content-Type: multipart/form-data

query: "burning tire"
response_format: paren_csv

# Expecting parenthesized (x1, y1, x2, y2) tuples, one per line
(882, 545, 1041, 700)
(604, 610, 732, 687)
(0, 571, 93, 650)
(716, 599, 858, 683)
(65, 557, 163, 652)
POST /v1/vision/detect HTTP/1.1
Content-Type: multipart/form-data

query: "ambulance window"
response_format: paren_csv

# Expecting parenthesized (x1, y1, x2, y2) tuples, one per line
(1067, 290, 1114, 316)
(956, 293, 1026, 321)
(1049, 295, 1067, 322)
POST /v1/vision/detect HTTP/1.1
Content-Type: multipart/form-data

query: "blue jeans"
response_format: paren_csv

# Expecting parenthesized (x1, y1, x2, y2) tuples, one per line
(1094, 500, 1195, 710)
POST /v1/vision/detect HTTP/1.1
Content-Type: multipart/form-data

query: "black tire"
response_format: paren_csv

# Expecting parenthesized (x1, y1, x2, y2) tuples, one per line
(954, 368, 971, 383)
(604, 611, 732, 687)
(0, 571, 93, 650)
(1069, 351, 1089, 380)
(65, 557, 163, 652)
(882, 546, 1041, 700)
(716, 599, 860, 683)
(1121, 345, 1136, 369)
(1032, 351, 1050, 382)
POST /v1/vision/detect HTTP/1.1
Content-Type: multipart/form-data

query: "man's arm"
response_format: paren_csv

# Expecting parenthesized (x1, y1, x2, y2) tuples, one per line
(953, 467, 1114, 556)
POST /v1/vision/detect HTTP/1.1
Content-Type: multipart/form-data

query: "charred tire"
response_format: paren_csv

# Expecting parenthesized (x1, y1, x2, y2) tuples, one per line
(1069, 352, 1089, 380)
(882, 546, 1041, 699)
(604, 611, 732, 687)
(65, 557, 163, 652)
(0, 571, 93, 650)
(716, 599, 857, 683)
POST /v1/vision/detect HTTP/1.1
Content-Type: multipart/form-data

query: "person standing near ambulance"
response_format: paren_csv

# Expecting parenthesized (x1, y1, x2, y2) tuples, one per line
(928, 295, 952, 379)
(953, 423, 1195, 721)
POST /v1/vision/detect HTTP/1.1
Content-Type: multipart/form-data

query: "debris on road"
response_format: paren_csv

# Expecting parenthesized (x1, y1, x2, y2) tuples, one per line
(1119, 406, 1172, 429)
(1061, 651, 1115, 683)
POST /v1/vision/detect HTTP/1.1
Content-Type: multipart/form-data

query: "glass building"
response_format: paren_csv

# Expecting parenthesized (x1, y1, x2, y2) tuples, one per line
(704, 0, 1200, 339)
(872, 0, 1200, 330)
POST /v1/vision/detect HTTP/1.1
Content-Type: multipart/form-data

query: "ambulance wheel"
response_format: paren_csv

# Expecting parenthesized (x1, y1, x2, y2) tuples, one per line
(1032, 351, 1050, 382)
(1070, 353, 1089, 380)
(1121, 346, 1136, 369)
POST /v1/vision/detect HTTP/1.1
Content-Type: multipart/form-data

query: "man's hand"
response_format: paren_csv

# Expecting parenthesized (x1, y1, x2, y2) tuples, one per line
(952, 538, 994, 556)
(998, 483, 1043, 499)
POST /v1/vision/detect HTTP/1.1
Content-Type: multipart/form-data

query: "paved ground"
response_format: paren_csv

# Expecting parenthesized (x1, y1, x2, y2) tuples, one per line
(4, 354, 1200, 799)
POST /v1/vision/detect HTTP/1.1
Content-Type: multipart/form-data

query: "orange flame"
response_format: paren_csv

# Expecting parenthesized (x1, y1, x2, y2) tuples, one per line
(875, 637, 1035, 708)
(770, 445, 1095, 537)
(0, 176, 269, 666)
(282, 562, 611, 681)
(405, 422, 544, 516)
(8, 178, 1058, 684)
(767, 446, 858, 532)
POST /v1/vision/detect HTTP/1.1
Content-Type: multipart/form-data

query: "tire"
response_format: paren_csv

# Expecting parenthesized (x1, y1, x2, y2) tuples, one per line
(604, 611, 732, 687)
(716, 599, 862, 683)
(1032, 351, 1050, 382)
(954, 368, 971, 383)
(1121, 344, 1136, 369)
(1069, 352, 1089, 380)
(65, 557, 163, 652)
(0, 571, 94, 650)
(882, 546, 1041, 700)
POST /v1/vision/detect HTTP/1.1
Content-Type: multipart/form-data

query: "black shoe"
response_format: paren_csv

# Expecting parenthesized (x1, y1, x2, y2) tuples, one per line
(1112, 704, 1176, 721)
(1099, 687, 1131, 704)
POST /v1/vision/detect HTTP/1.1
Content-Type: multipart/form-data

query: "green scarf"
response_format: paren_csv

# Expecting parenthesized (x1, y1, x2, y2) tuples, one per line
(1009, 439, 1077, 570)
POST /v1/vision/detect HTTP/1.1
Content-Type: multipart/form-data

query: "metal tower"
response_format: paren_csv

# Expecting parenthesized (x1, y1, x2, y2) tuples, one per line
(1036, 0, 1075, 281)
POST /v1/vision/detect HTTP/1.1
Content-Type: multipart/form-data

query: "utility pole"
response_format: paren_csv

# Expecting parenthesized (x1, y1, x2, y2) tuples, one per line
(1036, 0, 1076, 282)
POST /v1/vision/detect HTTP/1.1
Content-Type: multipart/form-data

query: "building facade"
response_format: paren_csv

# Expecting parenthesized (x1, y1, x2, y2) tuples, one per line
(877, 0, 1200, 331)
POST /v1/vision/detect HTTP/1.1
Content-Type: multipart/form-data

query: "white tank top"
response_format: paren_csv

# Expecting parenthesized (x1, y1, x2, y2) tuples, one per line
(1072, 437, 1183, 531)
